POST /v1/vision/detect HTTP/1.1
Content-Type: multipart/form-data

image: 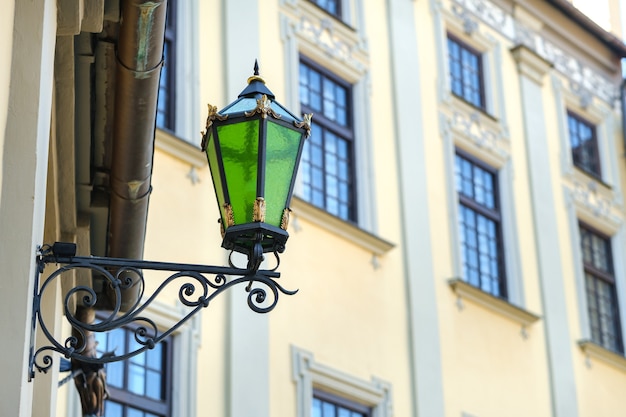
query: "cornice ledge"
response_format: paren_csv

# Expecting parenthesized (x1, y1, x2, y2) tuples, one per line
(578, 339, 626, 373)
(448, 277, 541, 327)
(510, 44, 553, 85)
(291, 197, 395, 256)
(155, 129, 206, 168)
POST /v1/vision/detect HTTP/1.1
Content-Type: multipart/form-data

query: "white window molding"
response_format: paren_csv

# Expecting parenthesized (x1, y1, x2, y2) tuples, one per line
(440, 115, 525, 308)
(280, 1, 379, 235)
(291, 346, 393, 417)
(552, 74, 621, 200)
(280, 0, 367, 34)
(65, 300, 201, 417)
(447, 0, 616, 105)
(171, 0, 201, 146)
(155, 128, 205, 168)
(433, 0, 508, 126)
(565, 190, 626, 351)
(448, 278, 540, 338)
(290, 196, 395, 258)
(578, 339, 626, 373)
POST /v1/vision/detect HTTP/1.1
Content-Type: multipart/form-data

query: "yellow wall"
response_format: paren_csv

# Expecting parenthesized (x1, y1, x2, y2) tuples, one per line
(21, 0, 626, 416)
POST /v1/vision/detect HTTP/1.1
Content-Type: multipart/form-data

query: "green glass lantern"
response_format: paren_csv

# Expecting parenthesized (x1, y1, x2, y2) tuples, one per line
(201, 63, 312, 262)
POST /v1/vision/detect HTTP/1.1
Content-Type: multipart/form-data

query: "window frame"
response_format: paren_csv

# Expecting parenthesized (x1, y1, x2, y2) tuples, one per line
(455, 149, 507, 299)
(313, 389, 372, 417)
(299, 56, 357, 223)
(447, 33, 486, 111)
(308, 0, 342, 20)
(579, 222, 624, 354)
(292, 346, 392, 417)
(95, 319, 174, 417)
(157, 0, 177, 132)
(567, 110, 601, 179)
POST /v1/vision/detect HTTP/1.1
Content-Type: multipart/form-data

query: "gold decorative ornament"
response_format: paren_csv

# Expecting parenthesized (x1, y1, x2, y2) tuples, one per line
(224, 203, 235, 227)
(201, 104, 228, 150)
(294, 113, 313, 138)
(205, 103, 228, 129)
(280, 208, 291, 230)
(253, 197, 266, 222)
(245, 95, 282, 120)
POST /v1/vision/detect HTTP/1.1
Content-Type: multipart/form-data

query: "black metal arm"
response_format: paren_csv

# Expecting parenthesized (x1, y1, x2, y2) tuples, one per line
(28, 242, 296, 381)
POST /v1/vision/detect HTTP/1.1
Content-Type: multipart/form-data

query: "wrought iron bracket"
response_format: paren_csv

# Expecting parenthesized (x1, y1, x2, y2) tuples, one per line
(28, 242, 296, 381)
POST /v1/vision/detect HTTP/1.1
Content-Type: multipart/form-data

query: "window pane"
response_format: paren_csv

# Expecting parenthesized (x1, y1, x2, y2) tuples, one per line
(146, 370, 163, 399)
(568, 112, 600, 177)
(104, 401, 123, 417)
(339, 408, 351, 417)
(100, 323, 170, 416)
(128, 363, 146, 396)
(456, 153, 504, 297)
(313, 393, 369, 417)
(299, 60, 355, 221)
(147, 343, 163, 370)
(156, 19, 175, 130)
(127, 408, 144, 417)
(311, 0, 340, 17)
(313, 398, 323, 417)
(580, 224, 623, 353)
(323, 402, 335, 417)
(448, 36, 484, 109)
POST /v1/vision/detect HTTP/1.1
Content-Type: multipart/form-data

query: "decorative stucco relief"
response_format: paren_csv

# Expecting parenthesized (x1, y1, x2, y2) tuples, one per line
(281, 1, 368, 75)
(450, 0, 618, 104)
(452, 0, 515, 38)
(300, 17, 353, 61)
(441, 109, 509, 160)
(566, 177, 622, 225)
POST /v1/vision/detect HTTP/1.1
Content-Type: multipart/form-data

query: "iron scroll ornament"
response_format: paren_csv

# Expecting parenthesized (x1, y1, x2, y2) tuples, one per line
(29, 242, 297, 380)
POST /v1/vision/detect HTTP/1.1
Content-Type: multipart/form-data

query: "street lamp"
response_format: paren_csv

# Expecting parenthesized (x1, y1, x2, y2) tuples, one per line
(29, 63, 312, 380)
(202, 60, 311, 268)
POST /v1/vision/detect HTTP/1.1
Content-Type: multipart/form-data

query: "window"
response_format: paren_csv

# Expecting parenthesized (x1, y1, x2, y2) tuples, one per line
(95, 326, 172, 417)
(313, 390, 371, 417)
(309, 0, 341, 19)
(567, 111, 601, 178)
(299, 59, 356, 222)
(455, 151, 505, 298)
(157, 0, 176, 131)
(579, 224, 623, 353)
(448, 35, 485, 110)
(292, 346, 392, 417)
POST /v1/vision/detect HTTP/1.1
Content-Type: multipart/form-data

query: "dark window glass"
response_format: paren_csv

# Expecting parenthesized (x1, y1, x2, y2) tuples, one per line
(568, 112, 601, 178)
(455, 152, 505, 298)
(313, 390, 371, 417)
(95, 325, 171, 417)
(157, 0, 176, 131)
(448, 35, 485, 109)
(309, 0, 341, 18)
(299, 59, 356, 222)
(580, 224, 623, 353)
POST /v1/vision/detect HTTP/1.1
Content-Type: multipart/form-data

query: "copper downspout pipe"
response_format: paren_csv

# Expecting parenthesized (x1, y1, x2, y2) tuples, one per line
(108, 0, 167, 311)
(71, 3, 168, 413)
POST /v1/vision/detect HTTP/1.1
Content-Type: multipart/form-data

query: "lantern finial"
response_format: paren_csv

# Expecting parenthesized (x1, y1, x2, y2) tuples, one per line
(247, 59, 266, 86)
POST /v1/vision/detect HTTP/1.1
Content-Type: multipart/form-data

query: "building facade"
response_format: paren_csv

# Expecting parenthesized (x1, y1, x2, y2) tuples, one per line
(3, 0, 626, 417)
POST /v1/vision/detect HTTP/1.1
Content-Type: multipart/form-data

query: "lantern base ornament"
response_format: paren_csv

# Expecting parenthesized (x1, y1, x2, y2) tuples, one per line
(222, 222, 289, 263)
(28, 241, 296, 381)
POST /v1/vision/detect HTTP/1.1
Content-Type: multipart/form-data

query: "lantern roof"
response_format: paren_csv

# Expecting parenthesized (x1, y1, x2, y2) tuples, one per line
(218, 61, 301, 124)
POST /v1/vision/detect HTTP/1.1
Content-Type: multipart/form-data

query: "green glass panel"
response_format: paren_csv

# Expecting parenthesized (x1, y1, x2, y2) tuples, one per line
(206, 131, 228, 226)
(217, 121, 259, 225)
(265, 121, 302, 227)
